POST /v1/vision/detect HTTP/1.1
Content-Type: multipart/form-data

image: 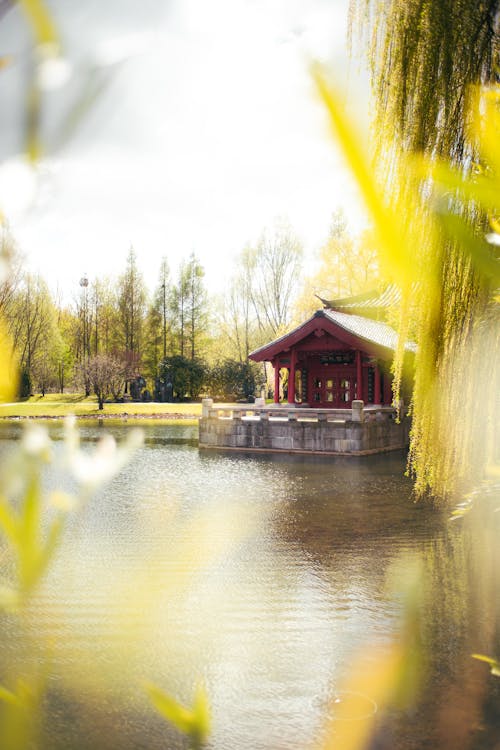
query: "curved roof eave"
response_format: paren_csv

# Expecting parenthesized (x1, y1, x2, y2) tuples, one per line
(249, 309, 416, 362)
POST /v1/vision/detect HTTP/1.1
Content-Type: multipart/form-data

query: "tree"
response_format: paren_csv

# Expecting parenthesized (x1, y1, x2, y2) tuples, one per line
(143, 258, 172, 381)
(94, 278, 121, 355)
(117, 247, 147, 357)
(216, 245, 262, 363)
(347, 0, 499, 500)
(80, 353, 126, 410)
(295, 211, 380, 318)
(6, 274, 60, 390)
(207, 359, 258, 401)
(250, 219, 303, 337)
(0, 226, 24, 319)
(159, 355, 206, 401)
(171, 253, 208, 360)
(117, 248, 147, 386)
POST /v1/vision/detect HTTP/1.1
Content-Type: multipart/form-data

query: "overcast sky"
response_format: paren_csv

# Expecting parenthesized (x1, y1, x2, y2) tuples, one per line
(0, 0, 370, 300)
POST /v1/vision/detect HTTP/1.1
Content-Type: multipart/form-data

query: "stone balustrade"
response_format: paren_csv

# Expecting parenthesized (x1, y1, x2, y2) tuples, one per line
(199, 399, 409, 456)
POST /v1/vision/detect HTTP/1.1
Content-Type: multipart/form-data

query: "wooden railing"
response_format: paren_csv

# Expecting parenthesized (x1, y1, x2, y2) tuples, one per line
(201, 399, 397, 424)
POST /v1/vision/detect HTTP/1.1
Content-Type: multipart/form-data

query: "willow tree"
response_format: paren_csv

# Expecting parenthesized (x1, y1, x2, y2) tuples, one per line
(348, 0, 499, 502)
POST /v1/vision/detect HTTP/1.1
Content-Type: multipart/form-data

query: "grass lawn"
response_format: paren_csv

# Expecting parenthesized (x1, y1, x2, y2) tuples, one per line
(0, 394, 203, 422)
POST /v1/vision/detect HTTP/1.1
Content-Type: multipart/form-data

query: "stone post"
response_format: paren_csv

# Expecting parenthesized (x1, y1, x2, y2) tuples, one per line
(201, 398, 213, 419)
(351, 400, 364, 422)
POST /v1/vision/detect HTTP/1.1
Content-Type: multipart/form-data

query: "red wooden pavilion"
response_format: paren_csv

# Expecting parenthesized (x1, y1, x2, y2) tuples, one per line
(249, 289, 414, 408)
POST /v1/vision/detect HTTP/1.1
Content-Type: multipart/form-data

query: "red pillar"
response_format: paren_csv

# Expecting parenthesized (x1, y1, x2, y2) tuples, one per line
(356, 350, 363, 401)
(374, 365, 381, 404)
(273, 361, 280, 403)
(288, 350, 296, 404)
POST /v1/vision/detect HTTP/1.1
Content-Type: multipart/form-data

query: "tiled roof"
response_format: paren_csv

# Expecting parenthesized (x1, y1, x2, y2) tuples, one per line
(316, 284, 401, 315)
(323, 310, 416, 352)
(248, 308, 416, 361)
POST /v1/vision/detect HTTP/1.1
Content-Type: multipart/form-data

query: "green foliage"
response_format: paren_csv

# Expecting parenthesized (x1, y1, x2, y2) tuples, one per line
(350, 0, 499, 163)
(207, 358, 258, 401)
(318, 0, 500, 501)
(159, 355, 207, 401)
(0, 419, 213, 749)
(0, 424, 66, 610)
(294, 211, 380, 319)
(117, 247, 147, 359)
(18, 368, 31, 400)
(170, 253, 209, 361)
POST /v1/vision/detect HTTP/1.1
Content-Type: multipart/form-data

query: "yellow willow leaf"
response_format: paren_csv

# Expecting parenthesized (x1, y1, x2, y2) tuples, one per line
(438, 213, 500, 286)
(0, 584, 19, 613)
(474, 88, 500, 175)
(0, 319, 18, 402)
(0, 498, 20, 546)
(310, 63, 414, 289)
(144, 682, 197, 735)
(26, 83, 43, 163)
(191, 684, 211, 745)
(17, 0, 58, 47)
(34, 515, 65, 587)
(424, 161, 500, 214)
(144, 681, 210, 747)
(320, 645, 404, 750)
(472, 653, 500, 677)
(0, 684, 19, 707)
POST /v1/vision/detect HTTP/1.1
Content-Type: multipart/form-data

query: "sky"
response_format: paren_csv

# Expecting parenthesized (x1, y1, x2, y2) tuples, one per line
(0, 0, 370, 301)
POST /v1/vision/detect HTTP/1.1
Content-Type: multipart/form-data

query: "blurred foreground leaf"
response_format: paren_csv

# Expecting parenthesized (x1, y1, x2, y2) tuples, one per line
(0, 320, 18, 403)
(145, 681, 210, 750)
(472, 654, 500, 677)
(320, 557, 424, 750)
(18, 0, 58, 47)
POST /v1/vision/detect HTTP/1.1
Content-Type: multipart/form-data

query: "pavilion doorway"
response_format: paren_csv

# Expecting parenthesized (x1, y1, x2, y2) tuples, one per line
(308, 366, 358, 407)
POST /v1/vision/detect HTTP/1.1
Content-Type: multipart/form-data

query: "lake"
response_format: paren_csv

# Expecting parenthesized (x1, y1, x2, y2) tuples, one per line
(0, 421, 499, 749)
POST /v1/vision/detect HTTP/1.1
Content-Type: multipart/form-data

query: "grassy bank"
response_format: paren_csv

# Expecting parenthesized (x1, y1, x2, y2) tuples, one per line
(0, 394, 203, 423)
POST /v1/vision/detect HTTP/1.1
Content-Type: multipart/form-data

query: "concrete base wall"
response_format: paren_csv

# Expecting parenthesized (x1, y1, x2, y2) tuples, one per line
(199, 416, 410, 456)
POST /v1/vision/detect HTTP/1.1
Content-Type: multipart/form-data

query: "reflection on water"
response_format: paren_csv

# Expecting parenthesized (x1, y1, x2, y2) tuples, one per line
(0, 422, 499, 749)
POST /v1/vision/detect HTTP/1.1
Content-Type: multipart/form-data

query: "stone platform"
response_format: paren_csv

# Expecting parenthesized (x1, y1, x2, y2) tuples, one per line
(199, 399, 410, 456)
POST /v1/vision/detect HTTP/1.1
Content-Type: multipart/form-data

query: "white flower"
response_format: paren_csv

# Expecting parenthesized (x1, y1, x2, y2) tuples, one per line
(485, 232, 500, 246)
(36, 43, 72, 90)
(66, 427, 144, 492)
(21, 423, 52, 462)
(49, 491, 77, 512)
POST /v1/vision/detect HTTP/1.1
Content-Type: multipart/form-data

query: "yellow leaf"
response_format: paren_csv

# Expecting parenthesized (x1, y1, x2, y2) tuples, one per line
(0, 318, 18, 402)
(17, 0, 58, 47)
(310, 63, 415, 290)
(144, 681, 210, 747)
(0, 56, 12, 71)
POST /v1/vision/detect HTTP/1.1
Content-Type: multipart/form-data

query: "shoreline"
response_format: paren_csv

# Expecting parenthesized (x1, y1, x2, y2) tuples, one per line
(0, 412, 199, 421)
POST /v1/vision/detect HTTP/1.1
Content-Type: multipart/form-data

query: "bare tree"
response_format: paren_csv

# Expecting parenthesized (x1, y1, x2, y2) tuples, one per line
(217, 245, 261, 362)
(79, 353, 126, 410)
(7, 273, 59, 387)
(0, 226, 24, 318)
(251, 219, 303, 337)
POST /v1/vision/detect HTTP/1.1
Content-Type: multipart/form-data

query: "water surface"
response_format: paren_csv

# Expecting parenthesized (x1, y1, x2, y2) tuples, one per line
(0, 422, 499, 749)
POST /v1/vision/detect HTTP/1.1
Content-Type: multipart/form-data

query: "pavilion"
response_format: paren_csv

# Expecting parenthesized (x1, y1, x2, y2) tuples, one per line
(249, 287, 414, 408)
